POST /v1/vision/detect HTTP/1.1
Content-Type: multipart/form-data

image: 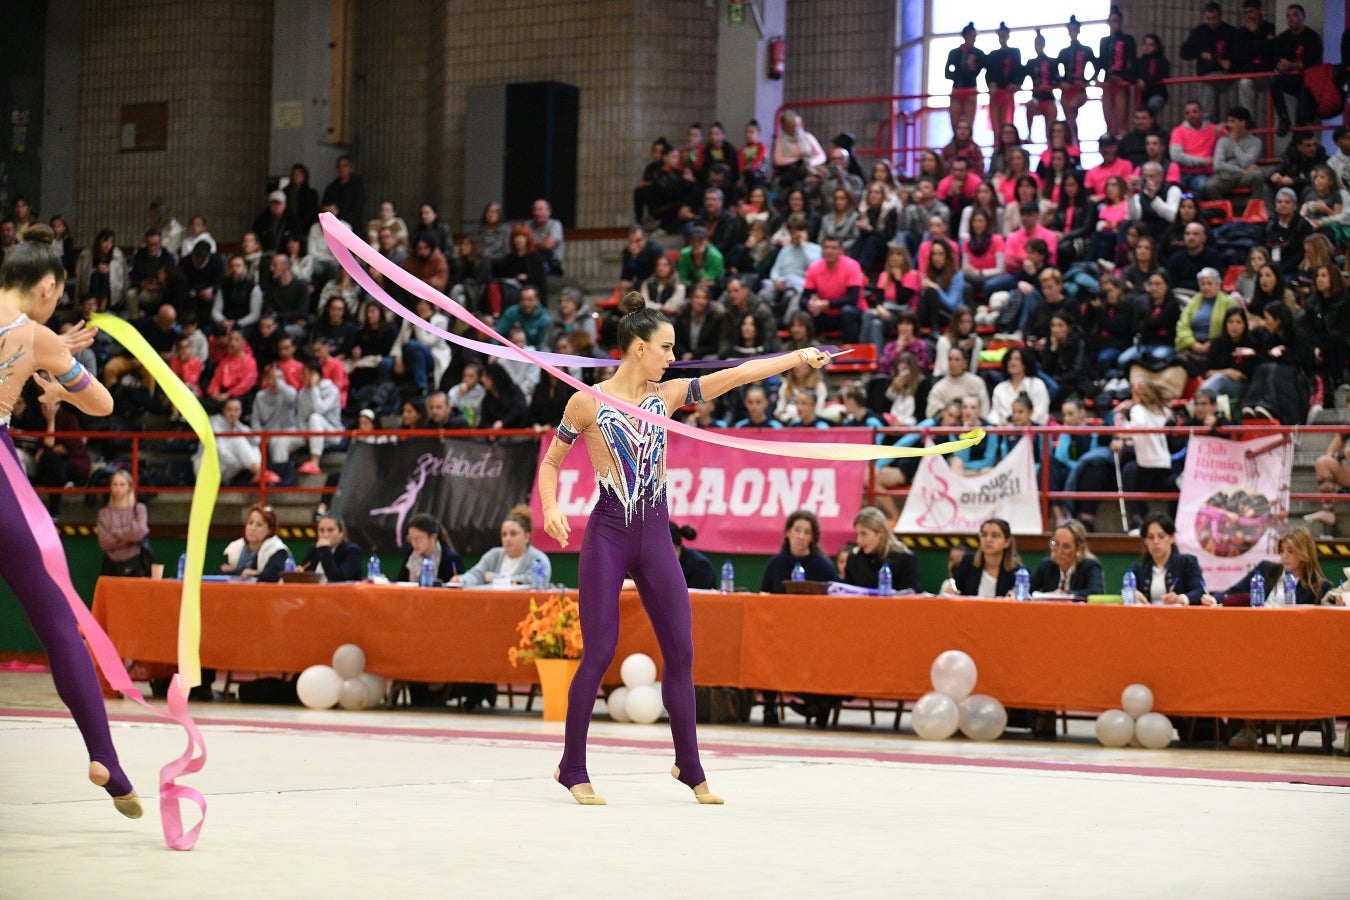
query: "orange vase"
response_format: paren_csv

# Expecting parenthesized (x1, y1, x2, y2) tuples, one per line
(535, 658, 582, 721)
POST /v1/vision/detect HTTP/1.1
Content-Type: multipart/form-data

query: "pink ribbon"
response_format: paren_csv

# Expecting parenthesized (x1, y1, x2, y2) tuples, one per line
(321, 214, 982, 461)
(0, 445, 206, 850)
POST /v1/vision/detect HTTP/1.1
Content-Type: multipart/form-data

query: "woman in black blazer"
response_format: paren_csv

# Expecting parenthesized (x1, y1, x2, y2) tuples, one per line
(1125, 512, 1206, 604)
(759, 510, 839, 594)
(947, 518, 1021, 597)
(299, 513, 365, 582)
(842, 506, 919, 593)
(1205, 526, 1335, 607)
(1029, 519, 1104, 599)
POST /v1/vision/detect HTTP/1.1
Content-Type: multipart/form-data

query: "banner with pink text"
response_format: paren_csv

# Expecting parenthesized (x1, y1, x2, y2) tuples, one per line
(896, 438, 1043, 535)
(1175, 434, 1294, 592)
(530, 429, 869, 554)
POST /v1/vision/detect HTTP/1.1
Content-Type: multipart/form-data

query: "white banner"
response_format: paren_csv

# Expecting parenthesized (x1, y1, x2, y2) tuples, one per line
(1175, 434, 1294, 592)
(897, 438, 1043, 535)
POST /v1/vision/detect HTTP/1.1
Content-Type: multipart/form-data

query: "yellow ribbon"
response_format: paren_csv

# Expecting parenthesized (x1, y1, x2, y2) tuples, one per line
(90, 314, 217, 687)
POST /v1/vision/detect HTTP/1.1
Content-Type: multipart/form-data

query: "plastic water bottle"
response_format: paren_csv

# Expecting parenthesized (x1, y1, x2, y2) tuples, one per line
(367, 553, 381, 581)
(177, 552, 187, 580)
(877, 563, 893, 597)
(791, 562, 806, 582)
(1014, 566, 1030, 602)
(1282, 570, 1297, 607)
(283, 557, 296, 574)
(1121, 570, 1137, 606)
(419, 557, 435, 588)
(720, 560, 735, 593)
(531, 556, 547, 591)
(1250, 570, 1265, 608)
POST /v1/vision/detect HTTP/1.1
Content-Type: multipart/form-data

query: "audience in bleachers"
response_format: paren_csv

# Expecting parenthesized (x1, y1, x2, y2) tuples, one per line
(6, 10, 1348, 553)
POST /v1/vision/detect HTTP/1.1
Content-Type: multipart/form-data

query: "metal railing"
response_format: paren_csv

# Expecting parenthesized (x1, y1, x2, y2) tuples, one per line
(774, 70, 1347, 178)
(18, 422, 1347, 534)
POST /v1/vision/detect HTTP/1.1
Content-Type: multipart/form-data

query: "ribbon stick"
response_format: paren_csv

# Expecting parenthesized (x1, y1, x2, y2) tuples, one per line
(322, 213, 983, 461)
(89, 313, 214, 850)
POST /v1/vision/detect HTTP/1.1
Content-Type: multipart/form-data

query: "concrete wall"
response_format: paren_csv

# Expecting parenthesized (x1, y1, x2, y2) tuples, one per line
(74, 0, 273, 245)
(41, 0, 79, 221)
(341, 0, 718, 233)
(783, 0, 898, 167)
(269, 0, 343, 185)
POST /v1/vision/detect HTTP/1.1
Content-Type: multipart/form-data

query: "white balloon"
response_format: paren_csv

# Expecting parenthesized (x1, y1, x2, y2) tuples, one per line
(332, 644, 366, 679)
(1134, 712, 1174, 749)
(607, 686, 631, 722)
(359, 672, 387, 708)
(1095, 709, 1135, 748)
(957, 694, 1008, 741)
(930, 650, 978, 701)
(620, 653, 657, 688)
(338, 678, 369, 710)
(297, 665, 342, 709)
(1121, 683, 1154, 719)
(625, 684, 663, 724)
(911, 691, 961, 740)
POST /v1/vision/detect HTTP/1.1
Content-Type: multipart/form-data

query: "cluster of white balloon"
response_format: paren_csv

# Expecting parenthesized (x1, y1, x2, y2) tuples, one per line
(1094, 684, 1174, 749)
(605, 654, 666, 725)
(296, 644, 387, 710)
(910, 650, 1008, 742)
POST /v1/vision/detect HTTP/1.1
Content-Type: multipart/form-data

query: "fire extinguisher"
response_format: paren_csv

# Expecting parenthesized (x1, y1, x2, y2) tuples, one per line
(768, 37, 785, 81)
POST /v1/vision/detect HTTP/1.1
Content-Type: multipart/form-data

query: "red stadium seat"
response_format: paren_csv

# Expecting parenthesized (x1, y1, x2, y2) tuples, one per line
(1199, 200, 1233, 224)
(1236, 198, 1269, 223)
(1221, 265, 1243, 292)
(826, 343, 878, 374)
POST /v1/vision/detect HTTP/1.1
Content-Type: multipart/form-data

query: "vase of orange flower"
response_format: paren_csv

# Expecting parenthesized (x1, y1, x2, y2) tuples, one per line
(508, 592, 583, 721)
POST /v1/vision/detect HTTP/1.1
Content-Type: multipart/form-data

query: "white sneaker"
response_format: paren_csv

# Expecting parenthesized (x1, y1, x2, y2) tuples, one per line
(1307, 404, 1324, 424)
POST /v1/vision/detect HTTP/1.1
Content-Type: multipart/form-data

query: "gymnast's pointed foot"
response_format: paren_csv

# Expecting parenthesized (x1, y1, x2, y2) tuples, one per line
(554, 767, 606, 805)
(88, 761, 143, 819)
(672, 765, 724, 804)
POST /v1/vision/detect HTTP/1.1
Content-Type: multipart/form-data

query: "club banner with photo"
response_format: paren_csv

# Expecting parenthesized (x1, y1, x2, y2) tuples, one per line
(330, 437, 539, 555)
(529, 429, 869, 554)
(896, 438, 1042, 535)
(1175, 434, 1294, 592)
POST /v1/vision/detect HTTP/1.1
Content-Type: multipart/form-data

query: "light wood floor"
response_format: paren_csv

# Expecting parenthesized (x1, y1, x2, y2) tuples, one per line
(2, 673, 1346, 898)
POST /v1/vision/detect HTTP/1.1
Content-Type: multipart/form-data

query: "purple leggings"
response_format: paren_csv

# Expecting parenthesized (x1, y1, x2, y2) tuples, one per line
(0, 428, 132, 797)
(557, 493, 705, 789)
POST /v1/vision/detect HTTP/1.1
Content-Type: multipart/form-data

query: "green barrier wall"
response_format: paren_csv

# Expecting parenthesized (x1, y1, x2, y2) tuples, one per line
(0, 541, 1136, 652)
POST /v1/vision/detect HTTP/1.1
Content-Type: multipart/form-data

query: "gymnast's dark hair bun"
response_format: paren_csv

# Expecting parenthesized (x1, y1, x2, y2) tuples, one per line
(669, 521, 697, 545)
(20, 223, 55, 246)
(620, 291, 645, 315)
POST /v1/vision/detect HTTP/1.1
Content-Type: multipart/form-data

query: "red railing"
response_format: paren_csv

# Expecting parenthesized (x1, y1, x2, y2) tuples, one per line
(19, 423, 1347, 534)
(860, 423, 1345, 529)
(774, 70, 1348, 178)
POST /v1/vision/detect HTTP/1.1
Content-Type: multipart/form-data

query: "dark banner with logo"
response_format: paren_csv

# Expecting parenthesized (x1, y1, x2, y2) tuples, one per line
(330, 437, 539, 556)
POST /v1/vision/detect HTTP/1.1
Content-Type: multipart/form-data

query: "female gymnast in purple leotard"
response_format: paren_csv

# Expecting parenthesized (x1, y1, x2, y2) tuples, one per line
(0, 226, 140, 818)
(538, 292, 830, 804)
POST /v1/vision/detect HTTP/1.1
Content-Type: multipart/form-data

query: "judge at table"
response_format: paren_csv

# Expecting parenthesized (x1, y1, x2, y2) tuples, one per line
(221, 503, 292, 582)
(946, 517, 1020, 597)
(1123, 512, 1205, 605)
(452, 505, 550, 587)
(397, 513, 463, 584)
(1029, 520, 1103, 599)
(298, 513, 364, 583)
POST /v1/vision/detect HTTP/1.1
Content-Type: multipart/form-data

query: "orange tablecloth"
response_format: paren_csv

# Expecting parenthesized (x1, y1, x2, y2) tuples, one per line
(91, 579, 742, 687)
(92, 579, 1350, 718)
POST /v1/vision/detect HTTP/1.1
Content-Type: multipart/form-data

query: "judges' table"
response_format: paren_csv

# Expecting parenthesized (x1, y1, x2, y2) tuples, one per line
(91, 579, 744, 688)
(92, 579, 1350, 719)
